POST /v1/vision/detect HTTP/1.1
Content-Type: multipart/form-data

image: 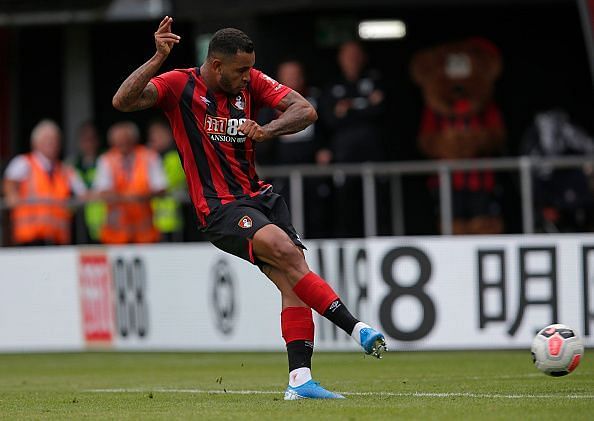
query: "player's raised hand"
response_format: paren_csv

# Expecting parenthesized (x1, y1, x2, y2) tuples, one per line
(155, 16, 181, 57)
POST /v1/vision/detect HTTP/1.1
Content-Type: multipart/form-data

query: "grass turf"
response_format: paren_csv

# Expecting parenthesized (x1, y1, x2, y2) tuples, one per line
(0, 351, 592, 420)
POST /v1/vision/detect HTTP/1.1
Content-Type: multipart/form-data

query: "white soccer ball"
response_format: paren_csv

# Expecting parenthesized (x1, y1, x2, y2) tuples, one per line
(531, 323, 584, 376)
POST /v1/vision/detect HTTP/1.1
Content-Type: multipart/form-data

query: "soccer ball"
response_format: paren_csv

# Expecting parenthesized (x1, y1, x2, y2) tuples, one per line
(531, 323, 584, 376)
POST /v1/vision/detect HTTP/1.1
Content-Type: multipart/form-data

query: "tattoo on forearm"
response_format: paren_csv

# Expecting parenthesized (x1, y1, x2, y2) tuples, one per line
(265, 105, 312, 135)
(264, 91, 316, 137)
(114, 54, 163, 111)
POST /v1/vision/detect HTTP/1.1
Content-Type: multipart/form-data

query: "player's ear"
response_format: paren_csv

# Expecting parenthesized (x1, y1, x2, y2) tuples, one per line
(212, 58, 223, 75)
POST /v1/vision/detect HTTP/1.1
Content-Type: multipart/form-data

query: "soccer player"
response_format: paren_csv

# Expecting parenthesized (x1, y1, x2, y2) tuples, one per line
(112, 16, 387, 400)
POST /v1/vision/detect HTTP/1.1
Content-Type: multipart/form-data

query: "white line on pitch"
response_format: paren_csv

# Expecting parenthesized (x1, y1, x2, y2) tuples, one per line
(84, 389, 594, 399)
(467, 373, 543, 380)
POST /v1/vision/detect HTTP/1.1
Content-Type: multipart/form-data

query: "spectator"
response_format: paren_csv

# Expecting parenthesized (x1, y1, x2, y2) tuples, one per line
(274, 60, 321, 164)
(258, 60, 333, 238)
(147, 119, 186, 242)
(319, 41, 387, 237)
(68, 121, 106, 242)
(3, 119, 87, 246)
(319, 41, 386, 163)
(94, 121, 166, 244)
(521, 109, 594, 232)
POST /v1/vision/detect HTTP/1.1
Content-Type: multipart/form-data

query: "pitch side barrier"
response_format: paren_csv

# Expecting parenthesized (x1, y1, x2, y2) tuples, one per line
(0, 155, 593, 245)
(1, 235, 594, 352)
(257, 155, 594, 238)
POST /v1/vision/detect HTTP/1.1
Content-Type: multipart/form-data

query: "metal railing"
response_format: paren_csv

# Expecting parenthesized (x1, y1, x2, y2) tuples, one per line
(1, 155, 593, 245)
(259, 155, 594, 237)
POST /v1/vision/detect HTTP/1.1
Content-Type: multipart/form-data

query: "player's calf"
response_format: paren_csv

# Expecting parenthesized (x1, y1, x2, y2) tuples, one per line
(292, 271, 387, 358)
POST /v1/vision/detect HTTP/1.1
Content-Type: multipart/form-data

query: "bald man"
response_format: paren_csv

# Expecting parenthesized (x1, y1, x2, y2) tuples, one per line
(93, 121, 166, 244)
(3, 119, 87, 245)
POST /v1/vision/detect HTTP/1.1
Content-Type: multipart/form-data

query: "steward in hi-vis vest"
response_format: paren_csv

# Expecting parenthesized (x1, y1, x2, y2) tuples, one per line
(12, 154, 72, 244)
(70, 121, 106, 242)
(147, 119, 186, 241)
(74, 161, 106, 242)
(3, 120, 88, 246)
(94, 121, 166, 244)
(152, 149, 185, 234)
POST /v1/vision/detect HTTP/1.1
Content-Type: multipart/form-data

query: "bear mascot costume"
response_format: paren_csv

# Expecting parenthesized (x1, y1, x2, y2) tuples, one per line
(411, 37, 506, 234)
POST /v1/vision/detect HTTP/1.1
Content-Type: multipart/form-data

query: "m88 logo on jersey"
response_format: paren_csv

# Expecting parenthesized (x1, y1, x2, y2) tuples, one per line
(205, 115, 247, 141)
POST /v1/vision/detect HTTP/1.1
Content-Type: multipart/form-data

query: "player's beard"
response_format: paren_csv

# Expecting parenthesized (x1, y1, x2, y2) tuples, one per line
(219, 73, 241, 95)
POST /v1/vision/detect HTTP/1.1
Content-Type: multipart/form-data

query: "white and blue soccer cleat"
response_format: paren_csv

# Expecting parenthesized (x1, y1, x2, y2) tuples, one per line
(357, 325, 388, 359)
(284, 380, 345, 400)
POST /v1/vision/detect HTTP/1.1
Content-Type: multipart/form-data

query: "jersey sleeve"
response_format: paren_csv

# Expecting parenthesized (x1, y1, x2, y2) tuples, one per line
(250, 69, 292, 109)
(150, 69, 190, 112)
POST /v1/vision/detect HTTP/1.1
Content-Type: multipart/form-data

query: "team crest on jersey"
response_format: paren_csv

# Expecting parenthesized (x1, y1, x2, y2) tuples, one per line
(238, 215, 253, 229)
(232, 93, 245, 111)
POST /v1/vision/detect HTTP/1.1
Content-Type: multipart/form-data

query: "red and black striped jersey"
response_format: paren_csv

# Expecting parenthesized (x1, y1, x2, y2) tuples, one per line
(151, 67, 291, 226)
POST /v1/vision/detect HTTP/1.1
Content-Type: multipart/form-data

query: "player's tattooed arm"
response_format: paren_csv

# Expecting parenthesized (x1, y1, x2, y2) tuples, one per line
(265, 90, 318, 138)
(238, 91, 317, 142)
(112, 72, 159, 112)
(112, 16, 180, 112)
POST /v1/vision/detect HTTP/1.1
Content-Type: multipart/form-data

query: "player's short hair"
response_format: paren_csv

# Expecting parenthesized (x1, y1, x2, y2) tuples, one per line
(207, 28, 254, 58)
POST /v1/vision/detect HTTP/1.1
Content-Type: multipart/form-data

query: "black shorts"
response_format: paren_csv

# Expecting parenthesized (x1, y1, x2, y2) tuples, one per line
(202, 190, 305, 268)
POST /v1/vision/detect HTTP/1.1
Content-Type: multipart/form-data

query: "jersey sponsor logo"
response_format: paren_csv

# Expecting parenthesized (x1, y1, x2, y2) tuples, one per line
(204, 116, 247, 143)
(238, 215, 253, 229)
(232, 93, 245, 110)
(204, 115, 227, 134)
(208, 134, 247, 143)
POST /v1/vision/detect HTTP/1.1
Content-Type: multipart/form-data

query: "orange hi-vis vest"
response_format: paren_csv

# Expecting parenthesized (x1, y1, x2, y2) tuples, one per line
(100, 146, 160, 244)
(12, 154, 72, 245)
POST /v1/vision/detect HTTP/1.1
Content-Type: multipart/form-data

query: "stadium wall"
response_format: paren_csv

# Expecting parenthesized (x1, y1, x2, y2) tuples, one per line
(1, 234, 594, 352)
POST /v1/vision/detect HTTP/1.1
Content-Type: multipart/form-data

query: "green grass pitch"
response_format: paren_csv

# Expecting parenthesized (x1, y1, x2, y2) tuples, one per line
(0, 350, 592, 420)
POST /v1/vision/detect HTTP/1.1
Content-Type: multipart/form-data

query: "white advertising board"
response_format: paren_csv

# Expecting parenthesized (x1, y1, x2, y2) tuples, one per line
(102, 244, 284, 350)
(0, 248, 82, 351)
(1, 234, 593, 352)
(312, 236, 594, 350)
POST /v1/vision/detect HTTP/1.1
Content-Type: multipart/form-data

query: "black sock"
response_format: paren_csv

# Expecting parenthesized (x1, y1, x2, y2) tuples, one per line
(286, 340, 314, 372)
(322, 299, 359, 335)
